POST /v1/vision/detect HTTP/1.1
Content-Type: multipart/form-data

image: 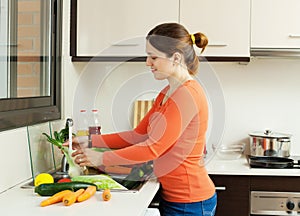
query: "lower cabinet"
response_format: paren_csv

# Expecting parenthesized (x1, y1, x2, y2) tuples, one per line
(210, 175, 300, 216)
(210, 175, 250, 216)
(150, 174, 300, 215)
(250, 176, 300, 192)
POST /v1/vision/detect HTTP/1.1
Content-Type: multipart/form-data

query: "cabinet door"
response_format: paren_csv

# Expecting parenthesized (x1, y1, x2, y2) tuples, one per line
(180, 0, 250, 57)
(76, 0, 179, 56)
(251, 0, 300, 48)
(210, 175, 250, 216)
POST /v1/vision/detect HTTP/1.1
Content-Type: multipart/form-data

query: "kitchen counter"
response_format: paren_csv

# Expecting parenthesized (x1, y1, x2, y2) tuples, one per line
(206, 154, 300, 176)
(0, 178, 159, 216)
(2, 155, 300, 216)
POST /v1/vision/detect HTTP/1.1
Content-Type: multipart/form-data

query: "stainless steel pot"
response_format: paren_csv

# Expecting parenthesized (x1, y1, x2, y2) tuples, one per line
(249, 129, 292, 157)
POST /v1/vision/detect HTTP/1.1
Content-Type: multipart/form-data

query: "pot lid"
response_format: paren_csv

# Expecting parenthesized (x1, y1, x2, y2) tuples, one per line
(249, 129, 292, 138)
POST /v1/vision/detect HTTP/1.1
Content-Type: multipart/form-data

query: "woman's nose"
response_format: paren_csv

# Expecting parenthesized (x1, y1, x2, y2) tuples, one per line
(146, 56, 152, 66)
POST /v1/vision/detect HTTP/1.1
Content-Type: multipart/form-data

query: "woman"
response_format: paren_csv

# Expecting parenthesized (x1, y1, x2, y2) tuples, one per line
(71, 23, 216, 216)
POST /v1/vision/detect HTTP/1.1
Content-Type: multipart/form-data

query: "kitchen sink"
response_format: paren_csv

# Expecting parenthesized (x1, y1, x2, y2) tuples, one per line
(21, 171, 69, 189)
(21, 171, 151, 192)
(22, 162, 154, 192)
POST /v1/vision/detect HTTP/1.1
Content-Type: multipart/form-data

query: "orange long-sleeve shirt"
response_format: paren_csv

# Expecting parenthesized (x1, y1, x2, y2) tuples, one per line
(92, 80, 215, 202)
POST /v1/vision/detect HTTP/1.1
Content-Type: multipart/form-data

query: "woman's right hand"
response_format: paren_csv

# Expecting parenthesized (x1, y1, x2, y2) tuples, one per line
(62, 136, 89, 151)
(63, 136, 102, 167)
(62, 136, 89, 167)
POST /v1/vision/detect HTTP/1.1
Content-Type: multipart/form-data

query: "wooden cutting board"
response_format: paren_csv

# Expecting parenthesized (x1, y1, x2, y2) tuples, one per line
(133, 100, 154, 128)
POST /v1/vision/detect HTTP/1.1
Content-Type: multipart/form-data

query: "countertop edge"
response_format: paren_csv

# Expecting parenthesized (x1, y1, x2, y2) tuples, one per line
(206, 155, 300, 177)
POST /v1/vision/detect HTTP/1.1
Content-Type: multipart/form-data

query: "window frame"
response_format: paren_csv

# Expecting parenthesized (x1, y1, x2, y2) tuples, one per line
(0, 0, 62, 132)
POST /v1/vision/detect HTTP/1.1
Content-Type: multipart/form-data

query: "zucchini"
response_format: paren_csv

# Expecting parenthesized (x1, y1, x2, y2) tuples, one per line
(34, 181, 96, 196)
(121, 162, 153, 190)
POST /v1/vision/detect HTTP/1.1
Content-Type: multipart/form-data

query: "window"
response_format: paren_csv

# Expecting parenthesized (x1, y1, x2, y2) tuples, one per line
(0, 0, 62, 131)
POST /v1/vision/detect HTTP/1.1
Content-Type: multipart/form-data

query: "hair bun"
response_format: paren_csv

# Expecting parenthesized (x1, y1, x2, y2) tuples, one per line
(194, 32, 208, 53)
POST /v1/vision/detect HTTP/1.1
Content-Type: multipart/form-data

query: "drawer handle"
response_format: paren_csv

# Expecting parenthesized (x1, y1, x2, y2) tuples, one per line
(207, 43, 228, 47)
(215, 186, 226, 191)
(111, 43, 139, 47)
(289, 34, 300, 38)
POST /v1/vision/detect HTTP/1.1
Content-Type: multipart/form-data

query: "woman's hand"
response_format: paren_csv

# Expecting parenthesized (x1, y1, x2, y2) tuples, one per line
(63, 136, 103, 167)
(72, 148, 103, 167)
(62, 136, 89, 150)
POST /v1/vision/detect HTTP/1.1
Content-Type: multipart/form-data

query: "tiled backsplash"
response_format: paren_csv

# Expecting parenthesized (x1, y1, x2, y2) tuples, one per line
(0, 127, 31, 193)
(27, 120, 66, 178)
(27, 122, 53, 177)
(0, 119, 66, 194)
(49, 120, 65, 171)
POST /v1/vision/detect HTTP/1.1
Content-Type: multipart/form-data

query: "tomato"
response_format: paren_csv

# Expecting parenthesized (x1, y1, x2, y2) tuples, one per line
(57, 178, 72, 183)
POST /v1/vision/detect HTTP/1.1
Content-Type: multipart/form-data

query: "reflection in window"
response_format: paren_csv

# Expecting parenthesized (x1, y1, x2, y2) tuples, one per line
(0, 0, 61, 131)
(0, 0, 8, 98)
(1, 0, 51, 98)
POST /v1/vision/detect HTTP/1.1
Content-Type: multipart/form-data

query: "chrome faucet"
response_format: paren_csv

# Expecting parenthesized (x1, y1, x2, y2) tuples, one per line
(61, 155, 69, 173)
(66, 118, 73, 128)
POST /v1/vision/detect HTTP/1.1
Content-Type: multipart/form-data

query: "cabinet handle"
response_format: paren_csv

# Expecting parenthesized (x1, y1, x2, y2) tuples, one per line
(207, 43, 228, 47)
(111, 43, 139, 47)
(215, 186, 226, 191)
(289, 34, 300, 38)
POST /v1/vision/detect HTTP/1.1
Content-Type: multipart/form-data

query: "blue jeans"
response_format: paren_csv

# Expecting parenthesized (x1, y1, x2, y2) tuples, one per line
(159, 193, 217, 216)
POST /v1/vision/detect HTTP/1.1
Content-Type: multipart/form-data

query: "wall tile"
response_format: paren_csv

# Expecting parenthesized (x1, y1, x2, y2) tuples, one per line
(0, 119, 68, 193)
(27, 122, 54, 177)
(0, 127, 31, 193)
(49, 119, 66, 171)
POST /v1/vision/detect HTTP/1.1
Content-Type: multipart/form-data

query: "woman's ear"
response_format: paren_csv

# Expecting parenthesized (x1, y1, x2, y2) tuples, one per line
(172, 52, 182, 64)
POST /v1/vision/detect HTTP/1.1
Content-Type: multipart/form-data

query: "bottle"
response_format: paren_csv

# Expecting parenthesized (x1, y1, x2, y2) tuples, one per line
(76, 109, 89, 136)
(88, 109, 101, 147)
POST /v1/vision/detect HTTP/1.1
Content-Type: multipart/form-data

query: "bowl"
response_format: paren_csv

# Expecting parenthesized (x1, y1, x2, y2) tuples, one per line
(215, 143, 245, 160)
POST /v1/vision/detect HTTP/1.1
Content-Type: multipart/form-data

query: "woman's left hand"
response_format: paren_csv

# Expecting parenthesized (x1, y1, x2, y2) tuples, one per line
(72, 148, 103, 167)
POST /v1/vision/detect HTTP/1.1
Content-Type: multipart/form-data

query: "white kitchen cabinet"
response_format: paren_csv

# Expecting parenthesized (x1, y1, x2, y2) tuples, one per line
(74, 0, 179, 57)
(251, 0, 300, 49)
(179, 0, 250, 57)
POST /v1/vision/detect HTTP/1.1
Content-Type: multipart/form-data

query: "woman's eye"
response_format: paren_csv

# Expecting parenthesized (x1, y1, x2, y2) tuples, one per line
(151, 56, 157, 60)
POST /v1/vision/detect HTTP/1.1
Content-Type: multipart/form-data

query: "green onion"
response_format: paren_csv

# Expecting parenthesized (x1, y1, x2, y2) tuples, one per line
(42, 126, 82, 177)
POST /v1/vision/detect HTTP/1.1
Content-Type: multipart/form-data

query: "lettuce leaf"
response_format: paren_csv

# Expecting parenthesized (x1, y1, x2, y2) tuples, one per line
(71, 174, 127, 190)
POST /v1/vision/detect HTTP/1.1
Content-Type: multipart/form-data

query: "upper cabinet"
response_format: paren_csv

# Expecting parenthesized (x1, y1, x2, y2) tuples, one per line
(180, 0, 250, 58)
(251, 0, 300, 56)
(71, 0, 179, 58)
(70, 0, 250, 62)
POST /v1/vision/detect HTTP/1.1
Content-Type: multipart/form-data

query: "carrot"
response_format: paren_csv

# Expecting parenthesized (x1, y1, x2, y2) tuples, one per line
(77, 185, 97, 202)
(102, 189, 111, 201)
(104, 165, 132, 175)
(40, 190, 72, 207)
(63, 189, 85, 206)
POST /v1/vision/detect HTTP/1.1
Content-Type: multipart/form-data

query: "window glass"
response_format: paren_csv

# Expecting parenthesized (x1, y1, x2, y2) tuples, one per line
(0, 0, 9, 98)
(1, 0, 51, 98)
(0, 0, 61, 131)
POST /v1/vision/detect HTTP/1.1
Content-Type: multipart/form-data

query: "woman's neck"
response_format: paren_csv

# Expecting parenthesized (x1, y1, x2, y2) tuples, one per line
(161, 69, 193, 105)
(168, 69, 193, 92)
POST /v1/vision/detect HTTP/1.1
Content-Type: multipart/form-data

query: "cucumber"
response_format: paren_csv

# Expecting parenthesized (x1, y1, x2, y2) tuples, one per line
(34, 181, 96, 196)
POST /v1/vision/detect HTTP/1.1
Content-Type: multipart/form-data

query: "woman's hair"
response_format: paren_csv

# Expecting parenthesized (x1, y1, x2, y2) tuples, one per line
(146, 23, 208, 75)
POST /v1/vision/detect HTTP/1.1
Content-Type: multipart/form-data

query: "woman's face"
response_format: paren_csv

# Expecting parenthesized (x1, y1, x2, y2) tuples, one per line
(145, 41, 175, 80)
